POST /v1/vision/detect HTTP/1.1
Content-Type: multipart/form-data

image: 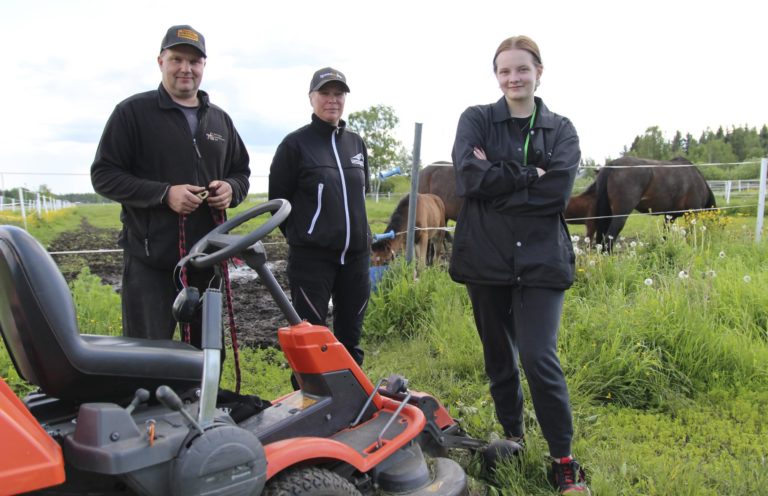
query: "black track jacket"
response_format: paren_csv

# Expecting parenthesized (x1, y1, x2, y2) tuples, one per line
(269, 114, 371, 264)
(449, 97, 580, 289)
(91, 84, 250, 269)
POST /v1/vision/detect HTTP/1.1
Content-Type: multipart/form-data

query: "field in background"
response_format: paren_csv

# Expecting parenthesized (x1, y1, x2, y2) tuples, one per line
(1, 189, 767, 494)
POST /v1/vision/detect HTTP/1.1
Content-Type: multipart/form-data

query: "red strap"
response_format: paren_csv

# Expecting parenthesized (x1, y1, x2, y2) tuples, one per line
(178, 209, 243, 393)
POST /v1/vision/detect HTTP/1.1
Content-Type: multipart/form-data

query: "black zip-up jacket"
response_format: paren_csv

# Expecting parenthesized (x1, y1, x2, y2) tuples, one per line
(91, 84, 250, 269)
(269, 114, 370, 264)
(449, 97, 580, 289)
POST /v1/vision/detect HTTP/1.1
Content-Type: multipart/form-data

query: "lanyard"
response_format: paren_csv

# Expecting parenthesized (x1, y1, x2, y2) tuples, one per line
(522, 104, 537, 167)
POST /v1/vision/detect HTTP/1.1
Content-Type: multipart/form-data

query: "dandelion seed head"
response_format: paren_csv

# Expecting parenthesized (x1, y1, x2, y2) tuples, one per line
(743, 275, 752, 283)
(630, 241, 637, 248)
(719, 251, 726, 258)
(644, 278, 654, 286)
(678, 270, 689, 279)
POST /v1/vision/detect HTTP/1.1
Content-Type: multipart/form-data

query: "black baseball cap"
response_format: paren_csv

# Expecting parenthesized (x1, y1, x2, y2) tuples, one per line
(161, 25, 206, 57)
(309, 67, 350, 93)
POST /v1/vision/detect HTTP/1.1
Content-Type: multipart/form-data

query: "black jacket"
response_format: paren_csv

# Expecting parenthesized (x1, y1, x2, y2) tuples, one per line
(91, 84, 250, 269)
(449, 97, 579, 288)
(269, 114, 371, 264)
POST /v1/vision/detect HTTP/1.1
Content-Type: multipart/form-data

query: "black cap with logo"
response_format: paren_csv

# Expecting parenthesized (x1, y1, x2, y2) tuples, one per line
(160, 25, 206, 57)
(309, 67, 350, 93)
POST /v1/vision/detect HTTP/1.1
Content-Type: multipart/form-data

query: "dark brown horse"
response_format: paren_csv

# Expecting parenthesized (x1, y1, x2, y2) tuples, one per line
(371, 193, 446, 266)
(593, 156, 716, 249)
(418, 162, 463, 223)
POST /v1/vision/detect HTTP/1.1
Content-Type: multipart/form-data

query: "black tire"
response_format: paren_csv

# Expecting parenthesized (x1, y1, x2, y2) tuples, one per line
(264, 466, 361, 496)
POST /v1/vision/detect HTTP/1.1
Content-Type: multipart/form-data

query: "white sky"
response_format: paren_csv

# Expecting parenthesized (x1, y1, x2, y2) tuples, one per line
(1, 0, 765, 194)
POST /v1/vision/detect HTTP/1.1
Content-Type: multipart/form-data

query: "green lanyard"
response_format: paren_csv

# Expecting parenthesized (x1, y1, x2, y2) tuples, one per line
(523, 104, 537, 167)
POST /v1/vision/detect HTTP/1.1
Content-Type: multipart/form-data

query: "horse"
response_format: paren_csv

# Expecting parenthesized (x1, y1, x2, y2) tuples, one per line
(593, 156, 716, 250)
(417, 162, 463, 223)
(371, 193, 446, 266)
(564, 181, 598, 241)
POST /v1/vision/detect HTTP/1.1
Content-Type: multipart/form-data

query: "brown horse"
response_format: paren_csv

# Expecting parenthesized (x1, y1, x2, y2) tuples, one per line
(371, 193, 446, 266)
(593, 156, 716, 249)
(564, 181, 598, 241)
(418, 162, 463, 223)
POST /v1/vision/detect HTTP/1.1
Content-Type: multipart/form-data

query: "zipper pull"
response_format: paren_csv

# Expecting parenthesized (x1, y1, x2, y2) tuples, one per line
(144, 238, 150, 257)
(192, 138, 202, 158)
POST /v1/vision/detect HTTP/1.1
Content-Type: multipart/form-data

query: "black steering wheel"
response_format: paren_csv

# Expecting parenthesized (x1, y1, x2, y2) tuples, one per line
(187, 198, 291, 269)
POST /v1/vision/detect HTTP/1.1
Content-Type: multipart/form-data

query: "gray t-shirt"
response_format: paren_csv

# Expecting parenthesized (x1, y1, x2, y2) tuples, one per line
(177, 104, 199, 137)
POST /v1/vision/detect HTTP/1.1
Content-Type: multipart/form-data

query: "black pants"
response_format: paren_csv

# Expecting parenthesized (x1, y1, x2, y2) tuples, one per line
(466, 284, 573, 458)
(287, 251, 369, 365)
(121, 252, 217, 349)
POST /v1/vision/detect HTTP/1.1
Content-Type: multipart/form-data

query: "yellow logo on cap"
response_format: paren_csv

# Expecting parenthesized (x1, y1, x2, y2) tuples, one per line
(177, 29, 199, 42)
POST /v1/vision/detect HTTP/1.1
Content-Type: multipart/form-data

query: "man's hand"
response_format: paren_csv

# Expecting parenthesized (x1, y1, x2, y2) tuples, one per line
(207, 180, 233, 211)
(166, 184, 206, 215)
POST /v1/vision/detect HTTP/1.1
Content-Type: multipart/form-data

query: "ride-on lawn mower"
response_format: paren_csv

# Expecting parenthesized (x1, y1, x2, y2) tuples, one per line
(0, 199, 508, 496)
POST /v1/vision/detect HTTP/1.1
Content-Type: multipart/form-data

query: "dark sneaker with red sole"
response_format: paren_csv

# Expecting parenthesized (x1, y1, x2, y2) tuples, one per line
(551, 457, 591, 495)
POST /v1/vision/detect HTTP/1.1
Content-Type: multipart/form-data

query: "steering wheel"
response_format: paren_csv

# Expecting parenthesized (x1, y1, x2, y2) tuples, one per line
(187, 198, 291, 269)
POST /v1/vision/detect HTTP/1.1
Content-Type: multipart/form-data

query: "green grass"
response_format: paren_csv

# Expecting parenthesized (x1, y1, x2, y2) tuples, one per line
(1, 202, 767, 495)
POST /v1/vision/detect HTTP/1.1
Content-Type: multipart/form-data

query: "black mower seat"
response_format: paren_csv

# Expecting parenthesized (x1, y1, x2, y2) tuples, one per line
(0, 225, 203, 403)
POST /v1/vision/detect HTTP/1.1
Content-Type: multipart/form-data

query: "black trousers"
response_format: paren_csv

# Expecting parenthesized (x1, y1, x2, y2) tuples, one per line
(466, 284, 573, 458)
(287, 251, 369, 365)
(121, 252, 217, 349)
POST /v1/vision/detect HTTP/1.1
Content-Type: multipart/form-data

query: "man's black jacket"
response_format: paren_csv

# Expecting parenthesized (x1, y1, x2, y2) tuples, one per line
(91, 84, 250, 269)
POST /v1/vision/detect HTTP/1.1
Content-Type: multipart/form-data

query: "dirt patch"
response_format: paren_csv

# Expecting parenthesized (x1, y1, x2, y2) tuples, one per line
(48, 218, 292, 348)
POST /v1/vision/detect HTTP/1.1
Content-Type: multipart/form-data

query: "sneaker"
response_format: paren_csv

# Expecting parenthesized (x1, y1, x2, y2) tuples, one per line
(551, 457, 590, 495)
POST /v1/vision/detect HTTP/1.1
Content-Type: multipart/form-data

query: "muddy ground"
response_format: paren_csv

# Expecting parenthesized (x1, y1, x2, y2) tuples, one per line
(49, 219, 291, 348)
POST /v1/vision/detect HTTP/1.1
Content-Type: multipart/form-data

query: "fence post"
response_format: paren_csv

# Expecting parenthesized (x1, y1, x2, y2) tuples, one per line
(18, 187, 27, 230)
(724, 180, 732, 204)
(756, 158, 767, 243)
(405, 123, 422, 264)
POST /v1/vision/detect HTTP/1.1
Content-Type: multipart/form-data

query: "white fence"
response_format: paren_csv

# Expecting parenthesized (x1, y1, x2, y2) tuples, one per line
(0, 188, 74, 230)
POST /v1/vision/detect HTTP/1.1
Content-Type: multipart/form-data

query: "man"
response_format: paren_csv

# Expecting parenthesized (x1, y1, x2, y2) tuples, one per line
(269, 67, 371, 365)
(91, 25, 250, 348)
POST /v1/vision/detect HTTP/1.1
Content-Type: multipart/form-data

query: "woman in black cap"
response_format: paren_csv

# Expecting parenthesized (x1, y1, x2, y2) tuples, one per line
(269, 67, 371, 367)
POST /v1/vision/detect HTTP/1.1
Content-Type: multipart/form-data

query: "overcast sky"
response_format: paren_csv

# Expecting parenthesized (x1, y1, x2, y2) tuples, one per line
(1, 0, 765, 194)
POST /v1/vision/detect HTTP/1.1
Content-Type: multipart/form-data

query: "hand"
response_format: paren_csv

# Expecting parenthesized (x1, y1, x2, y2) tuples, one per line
(473, 147, 487, 160)
(166, 184, 206, 215)
(206, 180, 233, 211)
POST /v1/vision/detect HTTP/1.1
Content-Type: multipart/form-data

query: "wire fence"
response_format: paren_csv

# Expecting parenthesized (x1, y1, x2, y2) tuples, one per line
(7, 158, 768, 255)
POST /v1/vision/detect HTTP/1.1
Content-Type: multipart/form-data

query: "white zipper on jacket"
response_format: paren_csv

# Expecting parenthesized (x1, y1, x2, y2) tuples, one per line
(331, 129, 351, 265)
(307, 183, 324, 235)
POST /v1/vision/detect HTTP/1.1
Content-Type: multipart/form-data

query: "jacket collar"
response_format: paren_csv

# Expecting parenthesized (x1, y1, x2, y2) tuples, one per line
(157, 83, 210, 110)
(311, 113, 346, 136)
(491, 96, 556, 129)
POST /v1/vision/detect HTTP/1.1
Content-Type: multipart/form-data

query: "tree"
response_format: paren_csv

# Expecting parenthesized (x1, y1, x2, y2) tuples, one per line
(627, 126, 671, 160)
(347, 105, 410, 178)
(687, 138, 737, 166)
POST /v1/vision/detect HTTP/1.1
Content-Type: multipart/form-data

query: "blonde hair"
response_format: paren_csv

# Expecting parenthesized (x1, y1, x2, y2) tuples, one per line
(493, 35, 543, 72)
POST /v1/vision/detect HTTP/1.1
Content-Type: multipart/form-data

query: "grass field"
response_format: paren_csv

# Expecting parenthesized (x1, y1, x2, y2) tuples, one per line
(1, 191, 766, 495)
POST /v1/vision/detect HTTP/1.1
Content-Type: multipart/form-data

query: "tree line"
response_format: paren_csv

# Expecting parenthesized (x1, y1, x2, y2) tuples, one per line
(625, 124, 768, 180)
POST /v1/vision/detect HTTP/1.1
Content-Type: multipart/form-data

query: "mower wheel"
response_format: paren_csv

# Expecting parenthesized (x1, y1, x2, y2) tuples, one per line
(264, 466, 361, 496)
